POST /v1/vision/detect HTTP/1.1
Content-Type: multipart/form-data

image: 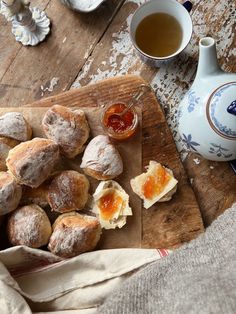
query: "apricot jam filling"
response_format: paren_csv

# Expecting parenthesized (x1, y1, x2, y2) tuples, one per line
(98, 192, 123, 220)
(142, 165, 170, 199)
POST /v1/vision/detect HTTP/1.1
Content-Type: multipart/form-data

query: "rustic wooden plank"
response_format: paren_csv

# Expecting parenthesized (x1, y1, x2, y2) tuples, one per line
(0, 0, 124, 106)
(24, 75, 204, 249)
(0, 0, 50, 81)
(184, 153, 236, 227)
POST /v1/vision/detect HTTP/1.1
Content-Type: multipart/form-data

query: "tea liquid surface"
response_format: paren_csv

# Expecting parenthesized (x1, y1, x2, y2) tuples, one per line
(135, 13, 183, 57)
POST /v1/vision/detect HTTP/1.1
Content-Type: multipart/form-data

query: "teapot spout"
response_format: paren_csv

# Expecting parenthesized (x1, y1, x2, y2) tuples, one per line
(196, 37, 222, 79)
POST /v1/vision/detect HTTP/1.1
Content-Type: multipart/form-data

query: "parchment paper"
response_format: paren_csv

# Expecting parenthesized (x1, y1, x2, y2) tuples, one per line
(0, 107, 142, 250)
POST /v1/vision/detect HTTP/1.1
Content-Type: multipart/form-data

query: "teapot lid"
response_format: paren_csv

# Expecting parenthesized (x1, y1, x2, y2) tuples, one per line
(206, 82, 236, 140)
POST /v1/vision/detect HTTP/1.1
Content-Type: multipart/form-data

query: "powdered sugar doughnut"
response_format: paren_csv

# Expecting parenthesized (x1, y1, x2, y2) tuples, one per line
(7, 204, 52, 248)
(48, 212, 101, 258)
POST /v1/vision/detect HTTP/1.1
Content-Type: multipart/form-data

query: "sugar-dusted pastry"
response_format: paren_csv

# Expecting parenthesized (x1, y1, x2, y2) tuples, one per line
(0, 137, 20, 171)
(47, 170, 89, 213)
(7, 204, 52, 248)
(42, 105, 90, 158)
(0, 172, 22, 216)
(20, 182, 49, 208)
(92, 180, 132, 229)
(6, 138, 60, 188)
(130, 161, 178, 209)
(80, 135, 123, 180)
(0, 112, 32, 142)
(48, 212, 101, 258)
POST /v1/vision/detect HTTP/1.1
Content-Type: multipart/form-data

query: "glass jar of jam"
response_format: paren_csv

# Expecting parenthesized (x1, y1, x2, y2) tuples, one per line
(101, 102, 138, 140)
(101, 84, 151, 141)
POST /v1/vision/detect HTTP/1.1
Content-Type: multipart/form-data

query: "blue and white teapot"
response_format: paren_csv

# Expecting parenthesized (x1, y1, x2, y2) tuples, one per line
(178, 37, 236, 161)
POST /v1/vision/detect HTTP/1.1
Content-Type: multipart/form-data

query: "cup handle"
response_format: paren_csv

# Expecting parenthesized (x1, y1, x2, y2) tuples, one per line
(182, 1, 193, 12)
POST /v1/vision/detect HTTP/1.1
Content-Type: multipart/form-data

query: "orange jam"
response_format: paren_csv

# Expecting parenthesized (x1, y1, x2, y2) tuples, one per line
(142, 165, 170, 199)
(102, 103, 138, 140)
(98, 192, 123, 220)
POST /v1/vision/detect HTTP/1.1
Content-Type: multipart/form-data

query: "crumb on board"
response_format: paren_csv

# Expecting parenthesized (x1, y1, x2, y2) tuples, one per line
(190, 178, 194, 185)
(210, 165, 214, 169)
(62, 37, 67, 44)
(193, 158, 200, 165)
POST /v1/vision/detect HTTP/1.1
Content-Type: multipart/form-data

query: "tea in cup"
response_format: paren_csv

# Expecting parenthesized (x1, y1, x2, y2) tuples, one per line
(130, 0, 193, 65)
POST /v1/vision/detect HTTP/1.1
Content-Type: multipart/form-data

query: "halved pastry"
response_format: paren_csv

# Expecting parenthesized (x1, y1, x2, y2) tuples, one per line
(91, 180, 132, 229)
(130, 161, 178, 209)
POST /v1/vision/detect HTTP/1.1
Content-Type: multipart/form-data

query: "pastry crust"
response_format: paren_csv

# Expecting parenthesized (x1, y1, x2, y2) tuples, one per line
(80, 135, 123, 180)
(47, 170, 89, 213)
(20, 182, 49, 208)
(0, 112, 32, 142)
(0, 172, 22, 216)
(6, 138, 60, 188)
(42, 105, 90, 158)
(48, 212, 101, 258)
(7, 204, 52, 248)
(0, 137, 20, 171)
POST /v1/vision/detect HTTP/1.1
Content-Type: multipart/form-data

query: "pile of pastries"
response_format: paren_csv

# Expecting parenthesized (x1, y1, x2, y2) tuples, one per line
(0, 105, 178, 258)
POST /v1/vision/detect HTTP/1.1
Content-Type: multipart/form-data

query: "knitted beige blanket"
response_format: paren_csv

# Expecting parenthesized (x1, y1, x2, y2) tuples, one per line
(98, 203, 236, 314)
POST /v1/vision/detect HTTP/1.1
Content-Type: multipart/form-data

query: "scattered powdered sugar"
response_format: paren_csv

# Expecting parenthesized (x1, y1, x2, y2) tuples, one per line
(80, 135, 123, 176)
(42, 107, 89, 158)
(49, 224, 86, 257)
(8, 138, 59, 188)
(48, 215, 99, 257)
(9, 206, 50, 247)
(0, 112, 28, 141)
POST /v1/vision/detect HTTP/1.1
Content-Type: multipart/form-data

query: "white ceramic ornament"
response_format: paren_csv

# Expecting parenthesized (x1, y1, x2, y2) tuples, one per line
(0, 0, 50, 46)
(178, 37, 236, 161)
(60, 0, 106, 13)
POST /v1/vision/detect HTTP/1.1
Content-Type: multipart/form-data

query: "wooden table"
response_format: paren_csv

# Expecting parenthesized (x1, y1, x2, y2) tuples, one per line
(0, 0, 235, 228)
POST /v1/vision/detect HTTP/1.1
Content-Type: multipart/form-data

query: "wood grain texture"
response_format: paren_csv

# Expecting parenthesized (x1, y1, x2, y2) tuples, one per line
(0, 0, 124, 106)
(24, 75, 204, 249)
(184, 153, 236, 227)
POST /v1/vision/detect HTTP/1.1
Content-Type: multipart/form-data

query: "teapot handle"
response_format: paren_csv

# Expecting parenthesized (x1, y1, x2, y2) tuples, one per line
(230, 160, 236, 174)
(182, 1, 193, 12)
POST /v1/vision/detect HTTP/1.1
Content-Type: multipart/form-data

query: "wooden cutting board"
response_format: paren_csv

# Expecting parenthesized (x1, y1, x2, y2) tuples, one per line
(22, 75, 204, 249)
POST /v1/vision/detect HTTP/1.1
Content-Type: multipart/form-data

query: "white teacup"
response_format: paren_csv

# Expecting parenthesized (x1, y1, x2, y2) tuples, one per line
(130, 0, 193, 65)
